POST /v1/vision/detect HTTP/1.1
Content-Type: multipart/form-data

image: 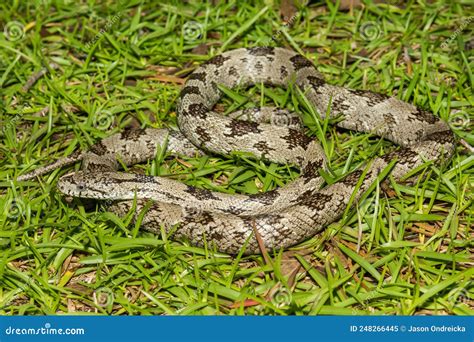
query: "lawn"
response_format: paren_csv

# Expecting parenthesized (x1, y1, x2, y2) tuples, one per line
(0, 0, 472, 315)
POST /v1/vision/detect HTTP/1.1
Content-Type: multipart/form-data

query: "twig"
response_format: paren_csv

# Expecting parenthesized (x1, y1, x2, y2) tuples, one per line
(251, 220, 273, 267)
(21, 62, 60, 93)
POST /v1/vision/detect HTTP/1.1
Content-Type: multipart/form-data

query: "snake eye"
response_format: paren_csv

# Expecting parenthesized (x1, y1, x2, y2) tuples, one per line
(76, 183, 86, 191)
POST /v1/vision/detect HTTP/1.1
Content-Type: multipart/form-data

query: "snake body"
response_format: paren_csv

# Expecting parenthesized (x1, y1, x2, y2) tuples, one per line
(19, 47, 456, 254)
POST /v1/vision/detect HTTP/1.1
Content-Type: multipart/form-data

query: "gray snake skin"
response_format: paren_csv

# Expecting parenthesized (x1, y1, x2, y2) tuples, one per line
(18, 47, 456, 254)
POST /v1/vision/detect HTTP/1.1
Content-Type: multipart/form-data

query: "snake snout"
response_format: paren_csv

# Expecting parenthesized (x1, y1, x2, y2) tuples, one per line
(57, 173, 89, 196)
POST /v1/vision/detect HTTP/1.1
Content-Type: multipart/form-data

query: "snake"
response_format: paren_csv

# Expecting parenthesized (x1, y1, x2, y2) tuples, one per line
(18, 47, 456, 255)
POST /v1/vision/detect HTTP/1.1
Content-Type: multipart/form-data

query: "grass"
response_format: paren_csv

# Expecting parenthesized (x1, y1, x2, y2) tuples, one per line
(0, 0, 473, 315)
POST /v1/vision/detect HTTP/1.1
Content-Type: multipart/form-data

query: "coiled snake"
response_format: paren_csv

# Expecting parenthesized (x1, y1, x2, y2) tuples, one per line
(18, 47, 456, 254)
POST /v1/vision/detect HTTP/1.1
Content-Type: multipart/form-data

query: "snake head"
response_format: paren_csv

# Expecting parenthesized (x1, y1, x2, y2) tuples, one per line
(57, 171, 143, 200)
(57, 172, 109, 199)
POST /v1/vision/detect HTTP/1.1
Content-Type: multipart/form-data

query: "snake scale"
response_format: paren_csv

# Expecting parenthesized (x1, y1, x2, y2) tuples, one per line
(18, 47, 456, 254)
